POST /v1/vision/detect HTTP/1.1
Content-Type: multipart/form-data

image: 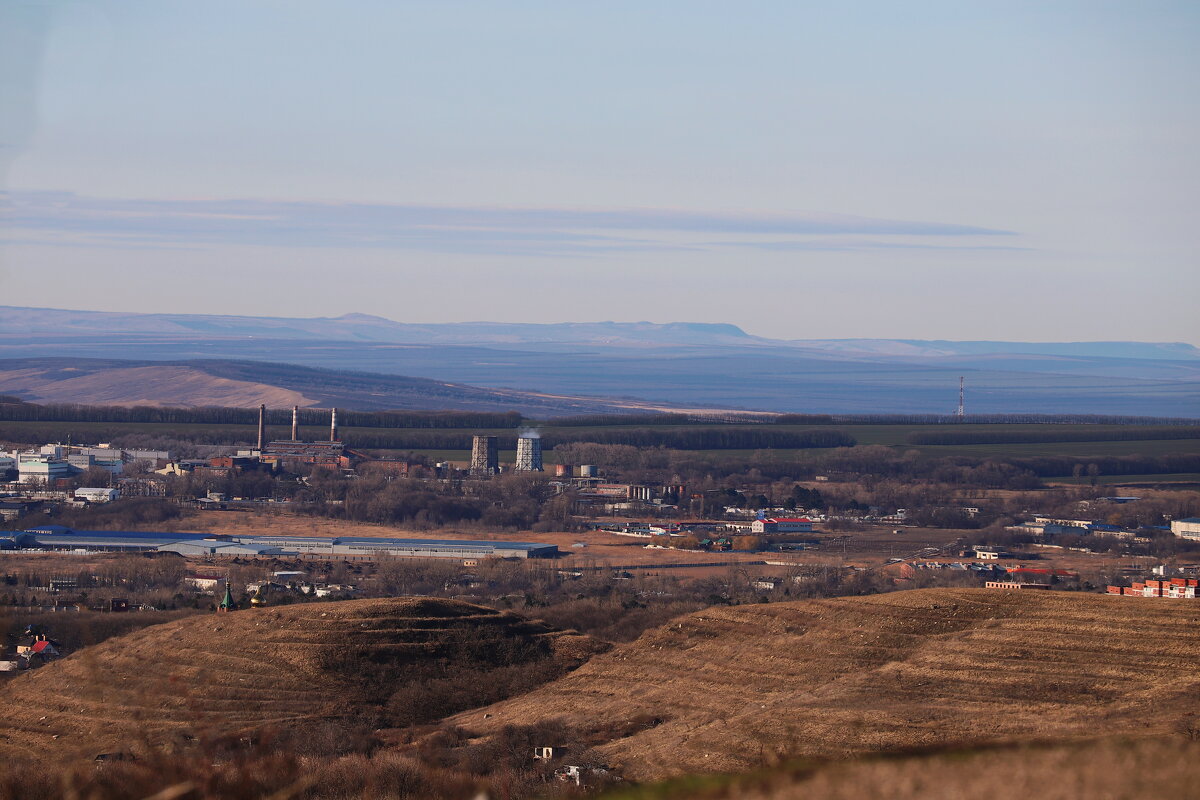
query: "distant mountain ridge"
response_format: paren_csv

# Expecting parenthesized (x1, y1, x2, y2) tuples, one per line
(0, 306, 759, 347)
(2, 306, 1196, 358)
(792, 338, 1200, 361)
(2, 307, 1197, 415)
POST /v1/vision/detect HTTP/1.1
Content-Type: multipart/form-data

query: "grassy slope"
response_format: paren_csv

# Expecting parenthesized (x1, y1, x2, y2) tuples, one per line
(454, 588, 1200, 782)
(0, 597, 596, 766)
(602, 737, 1200, 800)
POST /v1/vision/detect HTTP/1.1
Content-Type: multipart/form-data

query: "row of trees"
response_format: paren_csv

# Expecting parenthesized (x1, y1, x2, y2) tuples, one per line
(0, 400, 523, 429)
(908, 426, 1200, 445)
(0, 423, 855, 451)
(3, 396, 1191, 430)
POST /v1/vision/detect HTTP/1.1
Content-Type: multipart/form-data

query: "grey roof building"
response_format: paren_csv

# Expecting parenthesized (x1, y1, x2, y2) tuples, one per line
(11, 527, 558, 560)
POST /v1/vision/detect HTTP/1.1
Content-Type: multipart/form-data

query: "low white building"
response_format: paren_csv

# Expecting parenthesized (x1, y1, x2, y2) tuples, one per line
(75, 487, 119, 503)
(182, 575, 226, 592)
(1171, 518, 1200, 542)
(17, 454, 79, 485)
(752, 517, 813, 534)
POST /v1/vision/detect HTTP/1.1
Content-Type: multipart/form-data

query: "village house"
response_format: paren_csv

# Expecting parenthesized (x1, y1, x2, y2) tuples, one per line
(1107, 578, 1199, 598)
(751, 517, 813, 534)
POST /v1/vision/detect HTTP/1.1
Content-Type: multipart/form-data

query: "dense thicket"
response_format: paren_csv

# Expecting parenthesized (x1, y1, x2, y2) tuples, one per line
(1007, 453, 1200, 478)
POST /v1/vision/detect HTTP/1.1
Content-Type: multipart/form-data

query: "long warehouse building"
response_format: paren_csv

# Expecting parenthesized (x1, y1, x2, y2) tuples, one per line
(0, 527, 559, 560)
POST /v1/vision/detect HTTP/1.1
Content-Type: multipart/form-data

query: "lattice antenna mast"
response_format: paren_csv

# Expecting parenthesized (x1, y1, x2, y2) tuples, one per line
(955, 376, 965, 419)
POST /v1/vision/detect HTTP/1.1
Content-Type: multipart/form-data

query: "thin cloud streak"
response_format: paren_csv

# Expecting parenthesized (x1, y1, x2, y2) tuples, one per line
(704, 239, 1033, 253)
(1, 190, 1018, 256)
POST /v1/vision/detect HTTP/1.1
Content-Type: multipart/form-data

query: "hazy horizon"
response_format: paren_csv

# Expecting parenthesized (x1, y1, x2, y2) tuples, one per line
(7, 302, 1200, 349)
(2, 2, 1197, 345)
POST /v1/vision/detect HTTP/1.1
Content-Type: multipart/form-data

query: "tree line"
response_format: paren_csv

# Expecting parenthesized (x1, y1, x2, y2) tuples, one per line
(1006, 453, 1200, 478)
(548, 427, 854, 450)
(0, 400, 522, 429)
(907, 426, 1200, 445)
(827, 413, 1199, 425)
(0, 423, 855, 451)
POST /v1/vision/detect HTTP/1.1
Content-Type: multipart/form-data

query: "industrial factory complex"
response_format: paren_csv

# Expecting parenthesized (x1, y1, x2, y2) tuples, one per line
(0, 526, 560, 561)
(3, 406, 551, 490)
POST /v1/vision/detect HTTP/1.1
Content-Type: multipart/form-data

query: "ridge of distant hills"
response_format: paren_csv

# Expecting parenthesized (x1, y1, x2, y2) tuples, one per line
(3, 305, 1198, 359)
(0, 306, 762, 348)
(0, 357, 691, 414)
(2, 306, 1198, 415)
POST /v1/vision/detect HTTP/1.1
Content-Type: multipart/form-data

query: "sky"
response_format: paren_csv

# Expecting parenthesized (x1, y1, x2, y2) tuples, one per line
(1, 1, 1197, 344)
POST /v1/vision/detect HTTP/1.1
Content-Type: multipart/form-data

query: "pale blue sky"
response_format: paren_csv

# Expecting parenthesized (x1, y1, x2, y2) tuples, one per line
(1, 1, 1197, 343)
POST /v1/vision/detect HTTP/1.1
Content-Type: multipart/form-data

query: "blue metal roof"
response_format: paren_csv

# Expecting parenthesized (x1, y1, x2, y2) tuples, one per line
(25, 528, 210, 541)
(16, 528, 556, 554)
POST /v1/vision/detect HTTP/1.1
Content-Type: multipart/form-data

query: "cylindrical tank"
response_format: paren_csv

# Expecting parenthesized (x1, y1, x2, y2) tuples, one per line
(554, 463, 571, 477)
(580, 464, 598, 478)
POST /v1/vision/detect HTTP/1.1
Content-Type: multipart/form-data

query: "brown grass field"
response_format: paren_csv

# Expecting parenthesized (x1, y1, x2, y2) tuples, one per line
(0, 597, 598, 767)
(1, 588, 1198, 798)
(602, 736, 1200, 800)
(454, 588, 1200, 781)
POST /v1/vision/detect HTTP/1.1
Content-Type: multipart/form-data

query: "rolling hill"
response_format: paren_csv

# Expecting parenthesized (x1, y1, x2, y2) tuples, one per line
(603, 736, 1200, 800)
(4, 306, 1198, 360)
(0, 597, 600, 766)
(3, 306, 1199, 415)
(453, 588, 1200, 781)
(0, 357, 697, 415)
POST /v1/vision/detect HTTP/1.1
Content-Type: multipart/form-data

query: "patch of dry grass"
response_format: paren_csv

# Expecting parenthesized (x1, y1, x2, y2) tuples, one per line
(0, 597, 598, 767)
(456, 588, 1200, 780)
(603, 736, 1200, 800)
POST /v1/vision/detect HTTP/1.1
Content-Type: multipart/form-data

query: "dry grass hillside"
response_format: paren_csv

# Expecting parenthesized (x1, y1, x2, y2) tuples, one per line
(0, 365, 317, 408)
(454, 588, 1200, 781)
(0, 597, 599, 767)
(601, 737, 1200, 800)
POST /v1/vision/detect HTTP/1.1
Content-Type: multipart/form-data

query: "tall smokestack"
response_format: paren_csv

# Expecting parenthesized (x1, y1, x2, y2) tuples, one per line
(256, 404, 266, 451)
(291, 405, 300, 441)
(330, 407, 338, 442)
